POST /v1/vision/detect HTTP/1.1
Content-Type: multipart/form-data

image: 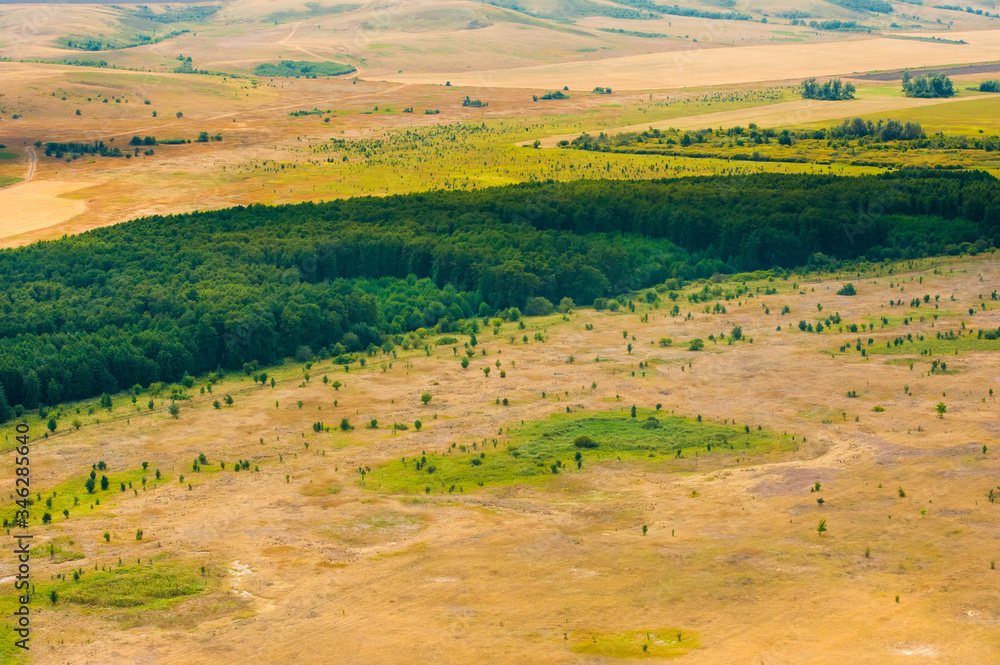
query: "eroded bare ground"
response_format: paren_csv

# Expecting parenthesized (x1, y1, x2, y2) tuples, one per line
(8, 255, 1000, 664)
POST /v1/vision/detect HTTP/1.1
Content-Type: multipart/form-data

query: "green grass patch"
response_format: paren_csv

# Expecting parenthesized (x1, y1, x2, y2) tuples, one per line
(2, 463, 170, 529)
(319, 512, 425, 546)
(57, 561, 204, 609)
(0, 176, 21, 188)
(0, 151, 17, 159)
(253, 60, 356, 77)
(862, 333, 1000, 356)
(862, 310, 953, 329)
(56, 30, 189, 51)
(262, 2, 359, 23)
(571, 627, 698, 658)
(882, 357, 919, 366)
(367, 409, 793, 493)
(0, 559, 206, 659)
(41, 535, 86, 563)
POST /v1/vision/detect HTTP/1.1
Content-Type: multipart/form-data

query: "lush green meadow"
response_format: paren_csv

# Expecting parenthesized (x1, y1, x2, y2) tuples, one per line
(365, 409, 795, 493)
(0, 558, 208, 662)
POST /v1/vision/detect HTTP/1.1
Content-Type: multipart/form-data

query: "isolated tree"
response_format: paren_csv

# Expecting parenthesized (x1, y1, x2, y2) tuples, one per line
(46, 378, 62, 404)
(100, 475, 109, 491)
(23, 371, 40, 409)
(936, 402, 947, 418)
(421, 392, 432, 405)
(817, 519, 827, 535)
(0, 383, 10, 424)
(414, 419, 422, 431)
(168, 402, 180, 418)
(85, 477, 96, 494)
(47, 417, 57, 432)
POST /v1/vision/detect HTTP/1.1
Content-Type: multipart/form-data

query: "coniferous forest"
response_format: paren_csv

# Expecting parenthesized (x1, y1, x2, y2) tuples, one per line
(0, 170, 997, 415)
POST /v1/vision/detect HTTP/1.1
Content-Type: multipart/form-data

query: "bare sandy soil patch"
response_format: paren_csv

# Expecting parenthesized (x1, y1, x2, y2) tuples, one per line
(0, 179, 92, 239)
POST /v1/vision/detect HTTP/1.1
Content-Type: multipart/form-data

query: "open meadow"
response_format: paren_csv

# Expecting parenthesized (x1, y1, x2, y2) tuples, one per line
(1, 0, 1000, 663)
(1, 254, 998, 664)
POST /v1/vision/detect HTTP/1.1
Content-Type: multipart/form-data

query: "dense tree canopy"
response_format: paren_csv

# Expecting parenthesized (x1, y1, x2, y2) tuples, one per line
(902, 72, 955, 98)
(801, 78, 856, 100)
(0, 170, 996, 413)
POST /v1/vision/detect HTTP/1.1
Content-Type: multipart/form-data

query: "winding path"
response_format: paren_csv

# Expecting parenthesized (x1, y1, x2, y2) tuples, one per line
(1, 145, 36, 190)
(24, 145, 36, 184)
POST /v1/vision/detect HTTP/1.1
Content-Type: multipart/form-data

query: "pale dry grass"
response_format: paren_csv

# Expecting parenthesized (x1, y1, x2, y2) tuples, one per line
(1, 255, 998, 664)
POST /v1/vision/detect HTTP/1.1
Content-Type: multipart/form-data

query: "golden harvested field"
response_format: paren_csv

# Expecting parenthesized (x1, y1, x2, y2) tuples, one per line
(2, 255, 998, 664)
(385, 30, 1000, 90)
